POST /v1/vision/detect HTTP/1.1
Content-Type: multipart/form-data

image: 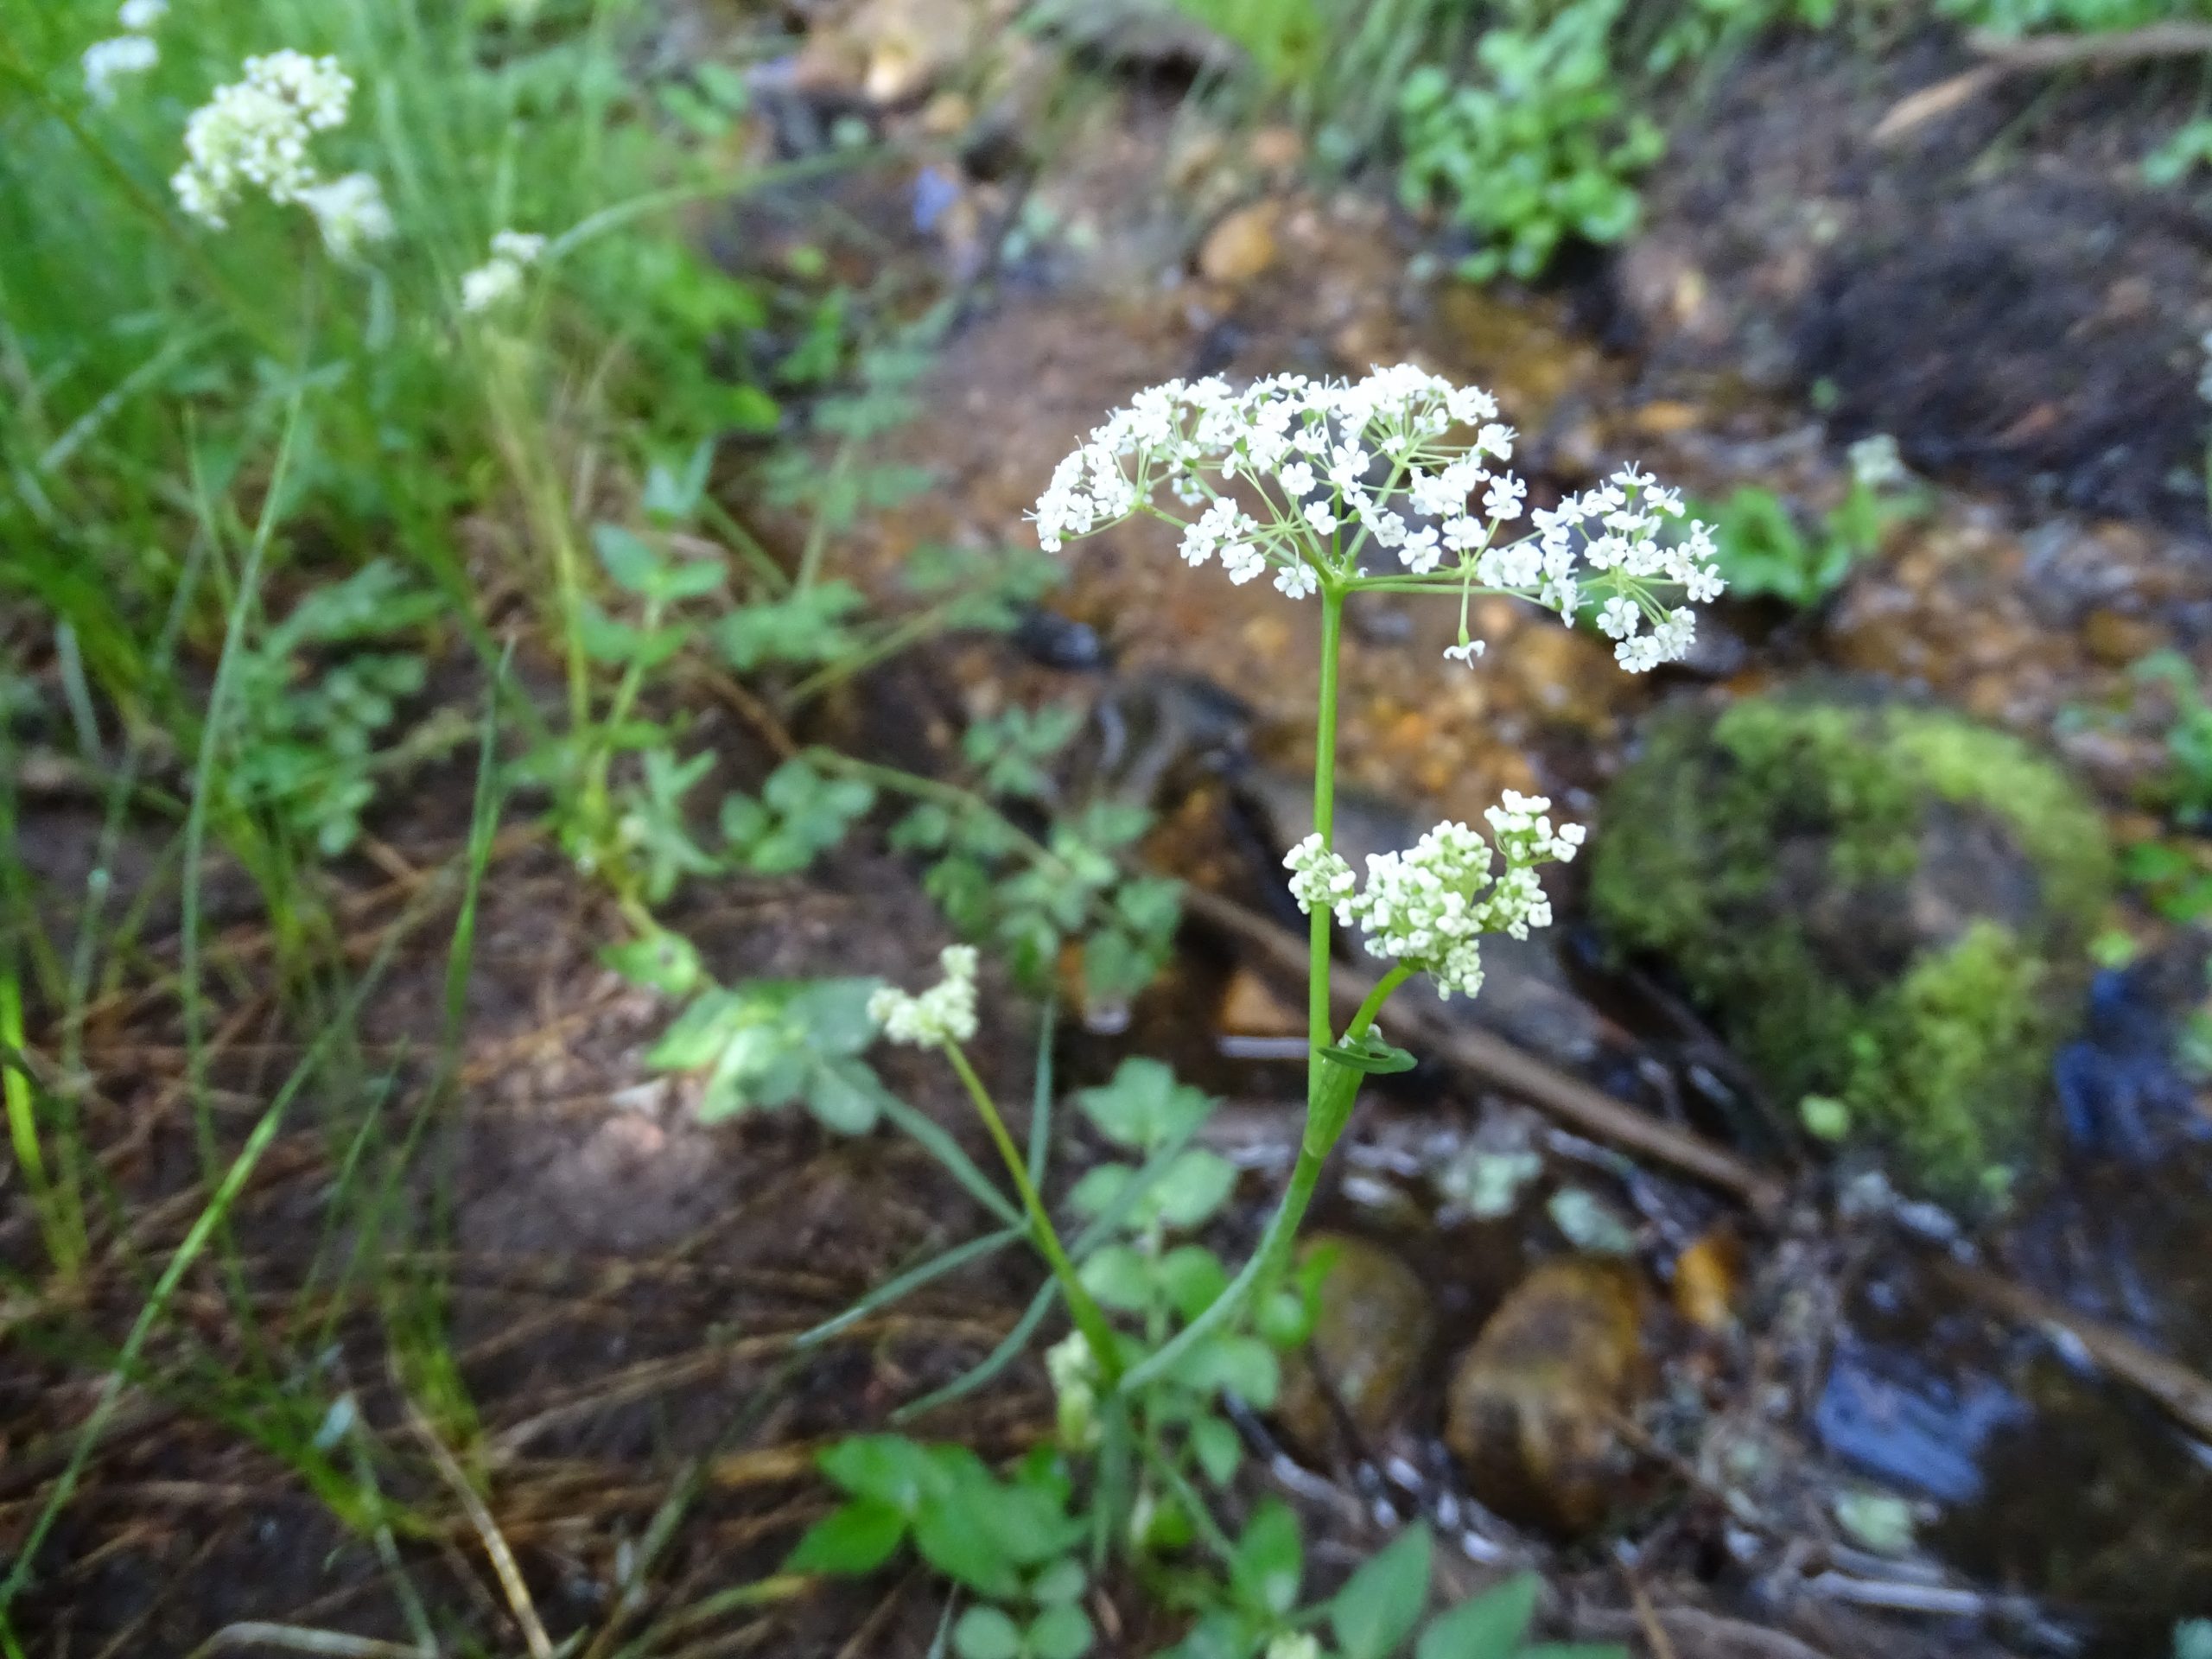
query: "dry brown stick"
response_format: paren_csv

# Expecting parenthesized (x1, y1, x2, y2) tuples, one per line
(1875, 22, 2212, 142)
(1179, 887, 1789, 1213)
(401, 1389, 554, 1659)
(1969, 21, 2212, 67)
(1932, 1255, 2212, 1443)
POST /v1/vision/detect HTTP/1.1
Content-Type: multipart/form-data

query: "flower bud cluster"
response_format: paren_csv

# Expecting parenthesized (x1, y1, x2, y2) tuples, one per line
(867, 944, 981, 1046)
(1283, 792, 1584, 999)
(1030, 365, 1723, 672)
(461, 230, 550, 315)
(172, 52, 391, 264)
(82, 0, 168, 105)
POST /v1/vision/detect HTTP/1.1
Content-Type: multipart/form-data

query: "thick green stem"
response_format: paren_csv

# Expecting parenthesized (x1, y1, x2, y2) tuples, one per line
(942, 1040, 1125, 1389)
(1117, 591, 1398, 1398)
(1307, 587, 1344, 1102)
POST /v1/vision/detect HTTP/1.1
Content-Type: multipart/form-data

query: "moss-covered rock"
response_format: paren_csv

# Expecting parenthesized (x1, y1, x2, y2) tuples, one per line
(1591, 691, 2112, 1204)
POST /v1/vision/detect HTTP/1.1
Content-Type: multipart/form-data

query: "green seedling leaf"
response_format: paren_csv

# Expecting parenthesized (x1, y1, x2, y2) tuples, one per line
(1416, 1573, 1540, 1659)
(1332, 1524, 1433, 1659)
(1172, 1335, 1281, 1409)
(953, 1607, 1023, 1659)
(1189, 1414, 1243, 1486)
(819, 1435, 945, 1515)
(601, 930, 703, 995)
(1028, 1602, 1096, 1659)
(1077, 1243, 1154, 1313)
(1149, 1149, 1237, 1229)
(784, 1497, 907, 1575)
(594, 523, 665, 594)
(1074, 1058, 1215, 1153)
(1030, 1557, 1085, 1605)
(1230, 1498, 1303, 1618)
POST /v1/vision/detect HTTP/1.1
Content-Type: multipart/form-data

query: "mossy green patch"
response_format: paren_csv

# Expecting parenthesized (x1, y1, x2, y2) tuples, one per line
(1591, 693, 2112, 1204)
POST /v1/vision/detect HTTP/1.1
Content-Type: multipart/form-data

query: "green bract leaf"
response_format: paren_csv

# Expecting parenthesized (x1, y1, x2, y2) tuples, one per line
(1416, 1573, 1541, 1659)
(783, 1497, 907, 1576)
(1319, 1039, 1419, 1076)
(1332, 1524, 1433, 1659)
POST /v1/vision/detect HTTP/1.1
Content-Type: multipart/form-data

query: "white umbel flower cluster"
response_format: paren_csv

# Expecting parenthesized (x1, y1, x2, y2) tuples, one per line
(1029, 365, 1724, 672)
(82, 0, 168, 105)
(1283, 791, 1585, 999)
(172, 51, 391, 263)
(461, 230, 550, 315)
(868, 944, 981, 1046)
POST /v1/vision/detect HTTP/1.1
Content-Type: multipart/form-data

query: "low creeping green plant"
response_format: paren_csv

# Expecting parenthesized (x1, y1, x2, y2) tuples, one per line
(1692, 433, 1923, 608)
(777, 365, 1719, 1647)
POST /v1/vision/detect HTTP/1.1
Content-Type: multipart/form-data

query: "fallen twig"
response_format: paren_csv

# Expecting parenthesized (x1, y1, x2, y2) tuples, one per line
(1179, 887, 1789, 1214)
(1932, 1255, 2212, 1444)
(1875, 23, 2212, 142)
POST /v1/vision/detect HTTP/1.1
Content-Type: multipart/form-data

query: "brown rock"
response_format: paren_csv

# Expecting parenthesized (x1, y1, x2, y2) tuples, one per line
(1217, 966, 1304, 1039)
(1444, 1256, 1647, 1533)
(2082, 607, 2164, 669)
(1275, 1234, 1435, 1456)
(1198, 202, 1281, 287)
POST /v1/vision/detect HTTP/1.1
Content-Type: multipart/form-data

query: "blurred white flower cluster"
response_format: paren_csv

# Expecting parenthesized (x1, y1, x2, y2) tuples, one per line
(172, 51, 391, 263)
(868, 944, 980, 1046)
(1029, 365, 1723, 672)
(461, 230, 550, 315)
(1284, 791, 1583, 999)
(82, 0, 168, 105)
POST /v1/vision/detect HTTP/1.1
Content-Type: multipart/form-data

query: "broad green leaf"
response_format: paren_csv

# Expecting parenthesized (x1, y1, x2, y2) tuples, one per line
(1189, 1414, 1242, 1486)
(1074, 1058, 1214, 1152)
(807, 1057, 882, 1135)
(1150, 1149, 1237, 1229)
(788, 977, 884, 1053)
(1077, 1244, 1154, 1313)
(952, 1606, 1022, 1659)
(601, 931, 702, 995)
(1029, 1557, 1085, 1605)
(913, 1501, 1022, 1599)
(594, 524, 664, 594)
(783, 1497, 906, 1575)
(1332, 1525, 1434, 1659)
(1172, 1335, 1280, 1409)
(1415, 1573, 1540, 1659)
(1229, 1498, 1302, 1618)
(647, 988, 745, 1068)
(1157, 1244, 1230, 1322)
(818, 1435, 944, 1515)
(1065, 1162, 1134, 1219)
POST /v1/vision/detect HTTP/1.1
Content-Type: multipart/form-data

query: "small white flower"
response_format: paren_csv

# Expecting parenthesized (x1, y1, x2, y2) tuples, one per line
(84, 34, 157, 104)
(868, 944, 981, 1046)
(172, 51, 356, 227)
(1282, 835, 1356, 919)
(1847, 433, 1906, 491)
(1302, 499, 1338, 537)
(119, 0, 168, 27)
(1597, 596, 1641, 640)
(296, 171, 392, 261)
(1443, 639, 1485, 667)
(492, 228, 548, 265)
(1274, 561, 1318, 599)
(1276, 460, 1316, 499)
(462, 259, 524, 314)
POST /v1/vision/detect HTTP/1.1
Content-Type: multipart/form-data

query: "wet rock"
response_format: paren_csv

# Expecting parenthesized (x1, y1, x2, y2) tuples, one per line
(1444, 1256, 1647, 1534)
(1591, 689, 2113, 1205)
(1197, 202, 1281, 287)
(1275, 1233, 1434, 1455)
